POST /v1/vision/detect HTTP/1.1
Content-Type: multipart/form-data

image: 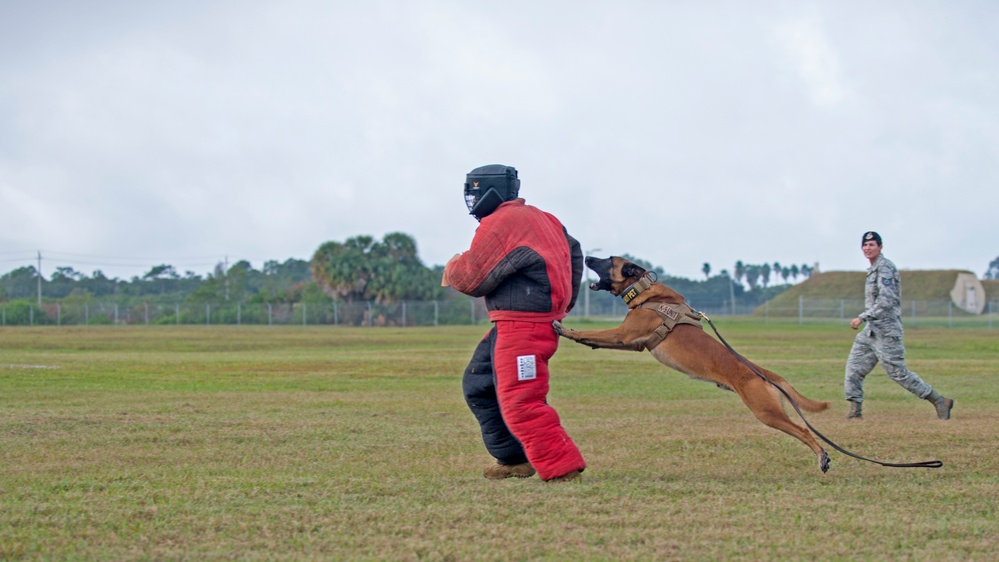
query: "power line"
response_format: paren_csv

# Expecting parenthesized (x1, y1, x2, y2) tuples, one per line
(1, 250, 227, 279)
(1, 249, 306, 279)
(41, 250, 227, 261)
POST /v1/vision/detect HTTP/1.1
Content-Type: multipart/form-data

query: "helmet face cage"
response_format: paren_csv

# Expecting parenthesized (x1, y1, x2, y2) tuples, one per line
(464, 185, 479, 212)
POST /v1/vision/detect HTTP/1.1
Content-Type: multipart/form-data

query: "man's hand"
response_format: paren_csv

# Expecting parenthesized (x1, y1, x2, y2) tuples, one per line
(441, 253, 462, 287)
(850, 317, 864, 330)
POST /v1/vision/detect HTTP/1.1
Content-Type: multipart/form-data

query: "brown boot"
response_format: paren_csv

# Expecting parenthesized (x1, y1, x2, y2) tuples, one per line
(846, 400, 863, 420)
(925, 390, 953, 420)
(545, 469, 582, 483)
(483, 462, 535, 480)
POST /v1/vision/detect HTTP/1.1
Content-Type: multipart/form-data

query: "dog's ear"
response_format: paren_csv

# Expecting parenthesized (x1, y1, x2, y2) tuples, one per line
(622, 262, 646, 280)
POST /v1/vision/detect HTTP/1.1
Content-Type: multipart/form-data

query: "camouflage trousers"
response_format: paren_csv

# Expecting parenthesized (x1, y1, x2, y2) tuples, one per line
(844, 330, 932, 402)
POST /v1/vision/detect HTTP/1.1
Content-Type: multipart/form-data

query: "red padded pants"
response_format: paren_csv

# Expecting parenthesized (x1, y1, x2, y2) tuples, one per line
(493, 320, 586, 481)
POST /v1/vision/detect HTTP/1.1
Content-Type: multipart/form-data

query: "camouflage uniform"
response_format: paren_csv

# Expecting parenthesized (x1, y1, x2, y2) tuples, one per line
(844, 254, 933, 402)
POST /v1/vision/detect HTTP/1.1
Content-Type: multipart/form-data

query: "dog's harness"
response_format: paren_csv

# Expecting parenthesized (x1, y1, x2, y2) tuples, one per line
(637, 301, 704, 351)
(621, 273, 704, 351)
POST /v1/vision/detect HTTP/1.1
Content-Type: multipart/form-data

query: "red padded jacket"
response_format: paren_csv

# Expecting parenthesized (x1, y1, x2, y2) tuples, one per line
(446, 199, 583, 322)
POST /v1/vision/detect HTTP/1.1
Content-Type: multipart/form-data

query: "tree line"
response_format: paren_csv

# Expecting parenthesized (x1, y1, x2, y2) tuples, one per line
(0, 258, 314, 304)
(1, 232, 815, 317)
(702, 260, 816, 289)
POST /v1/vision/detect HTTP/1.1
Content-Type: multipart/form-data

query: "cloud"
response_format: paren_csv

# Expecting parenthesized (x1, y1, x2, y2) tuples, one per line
(1, 1, 997, 282)
(775, 16, 849, 107)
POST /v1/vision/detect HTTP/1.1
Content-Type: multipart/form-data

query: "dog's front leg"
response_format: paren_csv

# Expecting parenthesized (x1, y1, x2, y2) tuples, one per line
(553, 320, 648, 351)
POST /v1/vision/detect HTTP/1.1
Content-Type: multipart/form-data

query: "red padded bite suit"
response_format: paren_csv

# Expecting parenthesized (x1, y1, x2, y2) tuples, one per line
(446, 198, 585, 481)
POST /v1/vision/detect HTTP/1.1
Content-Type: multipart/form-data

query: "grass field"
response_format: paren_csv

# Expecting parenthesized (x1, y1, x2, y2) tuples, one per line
(1, 321, 996, 560)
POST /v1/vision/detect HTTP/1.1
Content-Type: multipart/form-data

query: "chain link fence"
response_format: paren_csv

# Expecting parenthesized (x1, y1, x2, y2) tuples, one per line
(567, 297, 999, 329)
(1, 297, 997, 328)
(756, 297, 999, 328)
(1, 299, 492, 327)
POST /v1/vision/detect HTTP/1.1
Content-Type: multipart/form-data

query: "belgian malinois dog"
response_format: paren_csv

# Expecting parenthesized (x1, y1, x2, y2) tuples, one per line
(553, 256, 832, 472)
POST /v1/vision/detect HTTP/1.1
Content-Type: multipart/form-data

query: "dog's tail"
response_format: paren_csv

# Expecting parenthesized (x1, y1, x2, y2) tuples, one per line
(760, 369, 831, 413)
(784, 386, 831, 413)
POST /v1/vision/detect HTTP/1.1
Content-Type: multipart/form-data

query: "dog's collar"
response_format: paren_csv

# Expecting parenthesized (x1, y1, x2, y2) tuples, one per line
(621, 273, 657, 305)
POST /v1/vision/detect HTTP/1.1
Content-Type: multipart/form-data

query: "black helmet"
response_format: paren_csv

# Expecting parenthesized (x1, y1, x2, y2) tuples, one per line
(464, 164, 520, 220)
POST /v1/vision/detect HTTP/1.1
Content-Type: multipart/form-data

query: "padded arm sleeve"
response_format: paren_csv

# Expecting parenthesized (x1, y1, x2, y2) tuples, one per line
(565, 231, 583, 312)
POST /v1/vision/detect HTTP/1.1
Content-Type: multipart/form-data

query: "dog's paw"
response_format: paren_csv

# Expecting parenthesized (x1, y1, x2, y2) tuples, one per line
(552, 320, 571, 337)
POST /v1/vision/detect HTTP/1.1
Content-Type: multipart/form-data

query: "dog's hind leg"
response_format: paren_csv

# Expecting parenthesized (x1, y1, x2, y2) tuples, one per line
(736, 378, 830, 473)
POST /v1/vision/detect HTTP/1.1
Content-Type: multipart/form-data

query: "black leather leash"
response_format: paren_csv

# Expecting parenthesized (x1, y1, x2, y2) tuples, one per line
(697, 311, 943, 469)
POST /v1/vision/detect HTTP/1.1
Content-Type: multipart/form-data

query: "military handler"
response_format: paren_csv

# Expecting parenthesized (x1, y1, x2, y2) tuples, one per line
(844, 231, 953, 420)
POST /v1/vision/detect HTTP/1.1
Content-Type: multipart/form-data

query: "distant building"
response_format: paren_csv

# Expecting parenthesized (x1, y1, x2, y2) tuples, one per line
(951, 273, 986, 314)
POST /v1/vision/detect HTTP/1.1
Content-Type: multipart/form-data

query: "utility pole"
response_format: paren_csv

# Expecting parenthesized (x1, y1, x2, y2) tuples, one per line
(584, 248, 601, 319)
(37, 251, 42, 308)
(729, 274, 736, 316)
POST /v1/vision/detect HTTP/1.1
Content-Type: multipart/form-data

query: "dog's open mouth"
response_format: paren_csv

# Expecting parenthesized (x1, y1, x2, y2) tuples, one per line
(585, 256, 615, 292)
(587, 273, 615, 292)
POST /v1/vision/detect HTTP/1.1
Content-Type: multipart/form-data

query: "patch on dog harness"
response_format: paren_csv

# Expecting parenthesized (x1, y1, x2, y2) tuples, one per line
(652, 303, 679, 321)
(638, 302, 704, 351)
(621, 274, 655, 305)
(517, 355, 537, 381)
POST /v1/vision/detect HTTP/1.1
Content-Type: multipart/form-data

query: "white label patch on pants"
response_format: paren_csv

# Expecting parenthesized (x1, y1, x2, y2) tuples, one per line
(517, 355, 537, 381)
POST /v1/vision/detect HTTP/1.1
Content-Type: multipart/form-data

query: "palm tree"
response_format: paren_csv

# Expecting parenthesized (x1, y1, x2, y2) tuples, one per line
(745, 265, 761, 290)
(702, 262, 711, 279)
(311, 233, 438, 304)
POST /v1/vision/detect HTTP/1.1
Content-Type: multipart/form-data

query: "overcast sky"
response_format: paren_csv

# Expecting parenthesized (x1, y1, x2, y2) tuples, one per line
(2, 0, 997, 283)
